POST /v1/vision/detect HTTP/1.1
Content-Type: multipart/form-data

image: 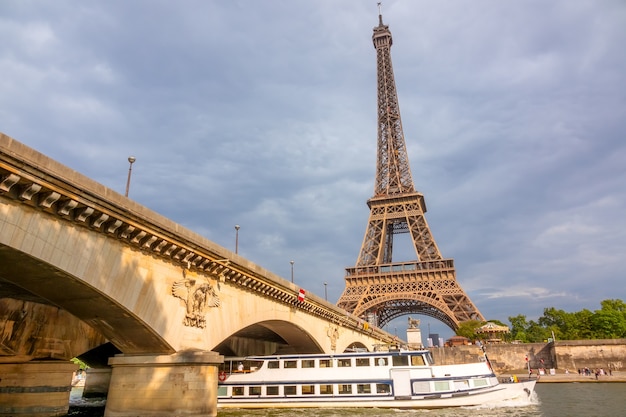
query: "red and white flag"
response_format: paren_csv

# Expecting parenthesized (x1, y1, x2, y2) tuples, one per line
(297, 288, 306, 302)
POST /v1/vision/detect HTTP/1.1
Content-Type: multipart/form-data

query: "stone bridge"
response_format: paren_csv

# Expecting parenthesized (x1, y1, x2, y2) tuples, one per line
(0, 133, 396, 416)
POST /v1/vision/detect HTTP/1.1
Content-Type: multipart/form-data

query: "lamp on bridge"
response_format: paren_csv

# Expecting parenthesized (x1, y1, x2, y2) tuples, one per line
(290, 260, 294, 283)
(235, 224, 240, 254)
(125, 156, 136, 197)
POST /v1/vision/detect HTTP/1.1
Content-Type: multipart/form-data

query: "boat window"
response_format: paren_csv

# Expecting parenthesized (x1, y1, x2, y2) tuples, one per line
(338, 384, 352, 394)
(284, 386, 297, 395)
(411, 355, 425, 366)
(319, 384, 333, 395)
(375, 357, 388, 366)
(234, 362, 245, 372)
(376, 383, 390, 394)
(217, 386, 227, 396)
(338, 358, 352, 367)
(266, 386, 279, 396)
(284, 360, 297, 368)
(425, 352, 435, 365)
(392, 355, 409, 366)
(357, 384, 371, 394)
(301, 385, 315, 395)
(473, 379, 488, 387)
(434, 381, 450, 391)
(249, 386, 261, 396)
(232, 387, 244, 396)
(268, 361, 280, 369)
(248, 360, 263, 372)
(356, 358, 370, 367)
(412, 381, 430, 393)
(302, 359, 315, 368)
(319, 359, 333, 368)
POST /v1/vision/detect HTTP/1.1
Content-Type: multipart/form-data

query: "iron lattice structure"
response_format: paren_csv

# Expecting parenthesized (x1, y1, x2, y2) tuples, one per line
(337, 13, 484, 330)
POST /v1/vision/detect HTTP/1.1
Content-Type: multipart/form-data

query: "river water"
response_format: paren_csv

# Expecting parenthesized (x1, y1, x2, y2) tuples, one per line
(67, 383, 626, 417)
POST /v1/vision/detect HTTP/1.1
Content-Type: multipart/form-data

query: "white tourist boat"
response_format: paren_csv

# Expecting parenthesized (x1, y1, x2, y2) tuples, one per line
(217, 347, 536, 409)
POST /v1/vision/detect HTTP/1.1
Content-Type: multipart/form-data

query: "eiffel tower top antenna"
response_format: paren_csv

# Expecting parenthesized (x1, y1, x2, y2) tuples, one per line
(371, 3, 414, 197)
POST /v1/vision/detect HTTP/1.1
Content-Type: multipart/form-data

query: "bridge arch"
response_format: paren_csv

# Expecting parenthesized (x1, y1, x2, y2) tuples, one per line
(212, 319, 323, 356)
(0, 241, 174, 358)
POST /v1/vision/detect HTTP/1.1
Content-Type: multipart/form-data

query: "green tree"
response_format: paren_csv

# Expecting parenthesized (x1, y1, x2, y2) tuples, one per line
(71, 357, 89, 370)
(570, 309, 594, 339)
(508, 314, 529, 342)
(455, 320, 483, 340)
(508, 299, 625, 341)
(526, 319, 551, 342)
(591, 299, 626, 338)
(538, 307, 568, 340)
(599, 299, 626, 312)
(487, 319, 508, 327)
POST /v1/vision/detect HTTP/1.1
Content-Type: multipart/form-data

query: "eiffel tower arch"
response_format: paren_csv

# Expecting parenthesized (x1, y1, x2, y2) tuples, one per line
(337, 11, 484, 331)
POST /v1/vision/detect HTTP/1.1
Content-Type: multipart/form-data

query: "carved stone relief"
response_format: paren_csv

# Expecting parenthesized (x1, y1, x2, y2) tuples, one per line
(172, 269, 220, 328)
(327, 324, 339, 351)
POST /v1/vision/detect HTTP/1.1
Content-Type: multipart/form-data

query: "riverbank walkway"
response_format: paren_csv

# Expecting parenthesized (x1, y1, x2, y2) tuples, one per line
(501, 370, 626, 383)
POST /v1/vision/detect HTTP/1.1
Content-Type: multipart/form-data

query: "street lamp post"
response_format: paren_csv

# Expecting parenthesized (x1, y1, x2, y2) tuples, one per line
(234, 225, 240, 254)
(290, 260, 294, 283)
(125, 156, 136, 197)
(324, 282, 327, 301)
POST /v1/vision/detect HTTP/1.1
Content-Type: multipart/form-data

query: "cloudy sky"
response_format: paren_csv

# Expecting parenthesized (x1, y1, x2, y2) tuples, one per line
(2, 0, 625, 340)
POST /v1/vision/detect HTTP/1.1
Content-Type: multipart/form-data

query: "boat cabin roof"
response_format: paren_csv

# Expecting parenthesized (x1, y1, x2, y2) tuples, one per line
(240, 350, 431, 362)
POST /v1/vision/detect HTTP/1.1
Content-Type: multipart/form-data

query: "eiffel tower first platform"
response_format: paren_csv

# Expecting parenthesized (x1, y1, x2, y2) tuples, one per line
(337, 11, 484, 331)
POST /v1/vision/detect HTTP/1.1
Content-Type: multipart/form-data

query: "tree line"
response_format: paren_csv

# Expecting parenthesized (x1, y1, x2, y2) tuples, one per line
(456, 299, 626, 342)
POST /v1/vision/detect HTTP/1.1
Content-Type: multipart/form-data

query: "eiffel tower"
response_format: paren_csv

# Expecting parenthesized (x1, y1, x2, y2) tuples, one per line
(337, 11, 484, 330)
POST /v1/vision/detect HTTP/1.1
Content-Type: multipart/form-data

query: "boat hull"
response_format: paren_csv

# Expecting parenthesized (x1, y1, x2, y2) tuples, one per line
(218, 380, 536, 409)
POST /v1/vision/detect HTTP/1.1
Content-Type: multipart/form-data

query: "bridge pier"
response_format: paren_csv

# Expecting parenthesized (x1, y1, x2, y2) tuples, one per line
(83, 367, 112, 398)
(105, 350, 223, 417)
(0, 360, 78, 417)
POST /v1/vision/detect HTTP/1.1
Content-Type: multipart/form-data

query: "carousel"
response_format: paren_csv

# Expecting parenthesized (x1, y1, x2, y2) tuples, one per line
(476, 322, 510, 343)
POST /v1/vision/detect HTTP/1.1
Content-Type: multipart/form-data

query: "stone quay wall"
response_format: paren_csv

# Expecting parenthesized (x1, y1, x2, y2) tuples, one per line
(553, 339, 625, 371)
(429, 339, 626, 373)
